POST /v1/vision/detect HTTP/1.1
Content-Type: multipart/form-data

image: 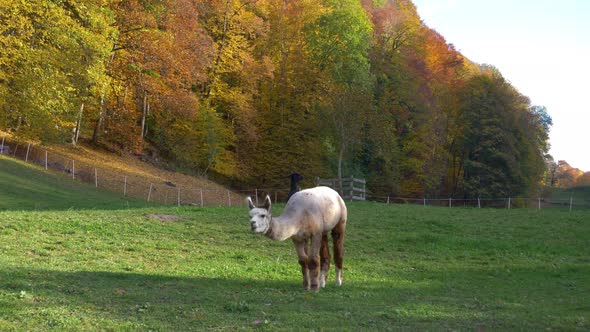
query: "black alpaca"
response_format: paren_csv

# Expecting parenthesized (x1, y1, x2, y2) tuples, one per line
(287, 173, 304, 202)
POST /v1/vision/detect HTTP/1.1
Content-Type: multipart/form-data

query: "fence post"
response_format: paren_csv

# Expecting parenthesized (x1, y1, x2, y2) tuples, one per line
(538, 197, 541, 210)
(200, 189, 204, 207)
(569, 196, 573, 212)
(94, 168, 98, 187)
(72, 160, 75, 179)
(45, 150, 48, 170)
(25, 143, 30, 162)
(0, 136, 4, 153)
(274, 192, 278, 204)
(177, 187, 181, 206)
(350, 175, 354, 202)
(449, 197, 452, 208)
(147, 183, 153, 202)
(227, 190, 231, 207)
(423, 197, 426, 207)
(386, 196, 390, 204)
(508, 197, 511, 209)
(478, 197, 481, 209)
(124, 176, 127, 196)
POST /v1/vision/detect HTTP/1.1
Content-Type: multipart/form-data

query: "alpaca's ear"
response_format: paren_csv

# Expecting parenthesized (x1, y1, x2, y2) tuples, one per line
(263, 195, 272, 212)
(246, 197, 255, 210)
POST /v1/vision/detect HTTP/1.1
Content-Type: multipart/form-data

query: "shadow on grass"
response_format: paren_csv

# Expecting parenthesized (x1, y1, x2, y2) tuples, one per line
(2, 265, 588, 330)
(0, 267, 460, 330)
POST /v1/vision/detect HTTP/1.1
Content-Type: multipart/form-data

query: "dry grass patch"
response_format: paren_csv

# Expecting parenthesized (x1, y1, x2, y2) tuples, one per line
(147, 213, 182, 222)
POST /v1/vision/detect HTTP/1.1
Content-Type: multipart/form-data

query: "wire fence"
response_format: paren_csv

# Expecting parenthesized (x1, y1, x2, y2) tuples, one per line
(364, 194, 588, 210)
(1, 136, 588, 210)
(1, 137, 250, 207)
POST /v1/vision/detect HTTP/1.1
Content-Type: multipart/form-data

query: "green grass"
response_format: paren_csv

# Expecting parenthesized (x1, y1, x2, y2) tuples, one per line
(0, 204, 589, 331)
(0, 156, 152, 211)
(1, 154, 589, 330)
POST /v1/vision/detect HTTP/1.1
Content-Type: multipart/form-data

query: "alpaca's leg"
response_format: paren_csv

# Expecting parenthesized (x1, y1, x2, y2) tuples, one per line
(332, 219, 346, 286)
(308, 234, 322, 291)
(293, 239, 310, 290)
(320, 234, 330, 288)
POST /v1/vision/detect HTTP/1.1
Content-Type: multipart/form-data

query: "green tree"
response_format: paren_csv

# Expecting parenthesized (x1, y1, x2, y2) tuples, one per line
(454, 69, 549, 198)
(306, 0, 373, 186)
(244, 0, 329, 190)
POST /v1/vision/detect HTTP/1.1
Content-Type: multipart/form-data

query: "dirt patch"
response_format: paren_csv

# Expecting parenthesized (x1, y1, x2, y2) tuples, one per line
(147, 214, 182, 222)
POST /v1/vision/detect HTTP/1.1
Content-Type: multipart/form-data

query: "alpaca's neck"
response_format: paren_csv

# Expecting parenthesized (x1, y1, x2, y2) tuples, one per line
(265, 215, 298, 241)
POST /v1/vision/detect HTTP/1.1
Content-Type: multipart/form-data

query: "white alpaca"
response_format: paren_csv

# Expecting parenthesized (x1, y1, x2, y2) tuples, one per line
(247, 186, 347, 291)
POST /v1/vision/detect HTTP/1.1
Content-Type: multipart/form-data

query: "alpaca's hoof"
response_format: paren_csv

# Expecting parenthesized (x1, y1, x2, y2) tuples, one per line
(310, 284, 320, 292)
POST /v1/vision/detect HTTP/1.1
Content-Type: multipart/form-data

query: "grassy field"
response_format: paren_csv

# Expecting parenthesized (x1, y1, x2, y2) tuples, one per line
(1, 155, 590, 330)
(0, 156, 152, 211)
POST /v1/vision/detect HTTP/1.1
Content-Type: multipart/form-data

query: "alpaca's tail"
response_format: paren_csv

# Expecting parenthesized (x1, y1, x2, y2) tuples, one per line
(332, 215, 346, 286)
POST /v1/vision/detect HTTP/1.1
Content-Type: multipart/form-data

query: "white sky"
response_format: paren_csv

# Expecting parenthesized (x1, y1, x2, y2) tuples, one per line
(412, 0, 590, 171)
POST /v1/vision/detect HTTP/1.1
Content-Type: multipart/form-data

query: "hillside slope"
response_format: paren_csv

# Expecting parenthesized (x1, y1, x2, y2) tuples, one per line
(0, 156, 150, 210)
(2, 136, 247, 207)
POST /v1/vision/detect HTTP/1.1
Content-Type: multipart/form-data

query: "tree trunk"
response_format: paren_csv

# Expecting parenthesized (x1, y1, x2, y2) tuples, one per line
(145, 102, 150, 137)
(15, 114, 22, 132)
(141, 90, 148, 138)
(72, 102, 84, 145)
(92, 84, 107, 145)
(337, 141, 346, 195)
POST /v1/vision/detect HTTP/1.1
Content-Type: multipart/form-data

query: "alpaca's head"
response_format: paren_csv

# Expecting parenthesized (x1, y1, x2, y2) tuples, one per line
(246, 195, 272, 234)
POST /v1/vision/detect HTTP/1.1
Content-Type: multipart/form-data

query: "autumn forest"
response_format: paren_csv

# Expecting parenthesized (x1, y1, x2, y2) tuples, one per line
(1, 0, 561, 198)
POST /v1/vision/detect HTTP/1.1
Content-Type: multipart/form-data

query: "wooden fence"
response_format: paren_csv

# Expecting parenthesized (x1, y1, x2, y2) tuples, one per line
(316, 176, 366, 201)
